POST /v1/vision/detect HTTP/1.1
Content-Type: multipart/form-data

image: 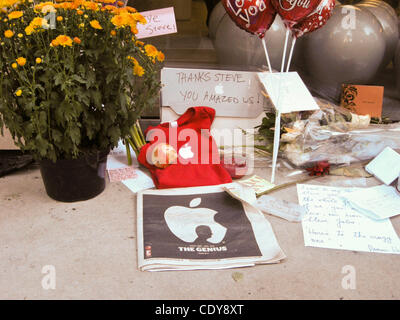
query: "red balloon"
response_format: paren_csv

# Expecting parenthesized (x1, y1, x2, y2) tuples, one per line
(291, 0, 335, 37)
(272, 0, 322, 28)
(222, 0, 277, 38)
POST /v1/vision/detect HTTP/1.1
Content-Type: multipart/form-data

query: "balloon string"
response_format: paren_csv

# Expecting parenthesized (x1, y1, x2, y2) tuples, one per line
(271, 109, 281, 184)
(286, 35, 297, 72)
(281, 29, 290, 73)
(261, 37, 273, 73)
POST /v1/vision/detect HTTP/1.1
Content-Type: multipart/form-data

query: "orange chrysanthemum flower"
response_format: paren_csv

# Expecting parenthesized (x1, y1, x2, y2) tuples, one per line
(16, 57, 26, 66)
(4, 30, 14, 38)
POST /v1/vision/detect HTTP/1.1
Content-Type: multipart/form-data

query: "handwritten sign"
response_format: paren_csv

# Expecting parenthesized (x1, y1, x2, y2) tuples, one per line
(136, 7, 177, 39)
(297, 184, 400, 254)
(161, 68, 269, 118)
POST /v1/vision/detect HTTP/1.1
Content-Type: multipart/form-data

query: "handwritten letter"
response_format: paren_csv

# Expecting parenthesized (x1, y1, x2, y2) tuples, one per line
(297, 184, 400, 254)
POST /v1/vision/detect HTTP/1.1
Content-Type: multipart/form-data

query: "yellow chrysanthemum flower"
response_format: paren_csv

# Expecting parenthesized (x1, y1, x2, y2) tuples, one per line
(35, 57, 42, 64)
(73, 37, 81, 44)
(15, 89, 22, 97)
(4, 30, 14, 38)
(133, 64, 144, 77)
(0, 0, 20, 9)
(25, 25, 34, 35)
(127, 55, 138, 65)
(144, 44, 158, 58)
(11, 62, 17, 69)
(132, 12, 146, 25)
(111, 14, 125, 28)
(82, 1, 99, 11)
(89, 20, 102, 30)
(8, 10, 23, 20)
(51, 35, 73, 47)
(16, 57, 26, 66)
(57, 16, 63, 21)
(157, 51, 165, 62)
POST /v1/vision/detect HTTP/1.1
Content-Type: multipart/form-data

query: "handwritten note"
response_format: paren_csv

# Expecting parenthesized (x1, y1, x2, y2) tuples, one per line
(257, 72, 319, 114)
(238, 175, 275, 196)
(161, 68, 269, 118)
(136, 7, 177, 39)
(343, 185, 400, 220)
(297, 184, 400, 254)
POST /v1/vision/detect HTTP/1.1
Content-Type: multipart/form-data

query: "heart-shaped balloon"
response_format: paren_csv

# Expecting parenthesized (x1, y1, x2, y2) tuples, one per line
(222, 0, 277, 38)
(291, 0, 335, 37)
(272, 0, 322, 28)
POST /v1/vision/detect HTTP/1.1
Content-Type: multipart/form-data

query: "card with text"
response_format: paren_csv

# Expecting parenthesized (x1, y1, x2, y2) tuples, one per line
(257, 72, 319, 114)
(340, 84, 384, 118)
(136, 7, 177, 39)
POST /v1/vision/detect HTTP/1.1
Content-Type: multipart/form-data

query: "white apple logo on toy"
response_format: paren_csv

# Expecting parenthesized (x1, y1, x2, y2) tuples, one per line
(178, 143, 194, 160)
(164, 197, 227, 244)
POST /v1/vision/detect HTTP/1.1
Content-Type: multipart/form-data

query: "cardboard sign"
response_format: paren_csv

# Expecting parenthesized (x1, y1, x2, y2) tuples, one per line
(161, 68, 269, 118)
(257, 72, 319, 114)
(136, 7, 177, 39)
(340, 84, 384, 118)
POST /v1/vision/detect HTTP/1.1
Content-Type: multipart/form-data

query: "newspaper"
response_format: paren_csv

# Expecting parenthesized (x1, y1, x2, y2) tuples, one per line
(137, 184, 286, 271)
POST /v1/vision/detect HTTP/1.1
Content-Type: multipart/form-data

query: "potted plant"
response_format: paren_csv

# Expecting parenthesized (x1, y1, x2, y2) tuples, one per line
(0, 0, 164, 201)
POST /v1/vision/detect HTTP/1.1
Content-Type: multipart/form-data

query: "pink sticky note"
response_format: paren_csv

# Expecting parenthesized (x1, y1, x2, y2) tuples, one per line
(136, 7, 177, 39)
(108, 167, 137, 182)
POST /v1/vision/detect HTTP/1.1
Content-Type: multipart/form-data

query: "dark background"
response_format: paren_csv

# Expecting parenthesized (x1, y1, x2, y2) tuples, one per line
(142, 191, 262, 260)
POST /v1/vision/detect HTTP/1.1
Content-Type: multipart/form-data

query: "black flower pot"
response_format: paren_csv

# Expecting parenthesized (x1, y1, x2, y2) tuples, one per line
(39, 150, 109, 202)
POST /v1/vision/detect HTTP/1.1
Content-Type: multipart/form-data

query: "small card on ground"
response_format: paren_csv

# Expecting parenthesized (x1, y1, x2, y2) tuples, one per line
(365, 146, 400, 185)
(108, 167, 137, 183)
(238, 175, 275, 196)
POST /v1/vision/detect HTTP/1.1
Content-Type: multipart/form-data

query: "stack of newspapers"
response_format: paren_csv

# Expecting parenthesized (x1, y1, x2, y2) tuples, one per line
(136, 184, 286, 271)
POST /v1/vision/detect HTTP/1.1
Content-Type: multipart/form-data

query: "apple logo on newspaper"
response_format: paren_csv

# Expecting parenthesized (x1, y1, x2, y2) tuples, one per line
(164, 197, 227, 244)
(178, 143, 194, 160)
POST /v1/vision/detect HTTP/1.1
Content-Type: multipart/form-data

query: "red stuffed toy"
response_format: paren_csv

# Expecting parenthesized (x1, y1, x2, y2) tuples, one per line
(138, 107, 232, 189)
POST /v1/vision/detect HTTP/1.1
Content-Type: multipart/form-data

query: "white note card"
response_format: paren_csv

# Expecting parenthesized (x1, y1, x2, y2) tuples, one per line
(365, 147, 400, 185)
(297, 184, 400, 254)
(136, 7, 177, 39)
(343, 185, 400, 220)
(257, 72, 319, 114)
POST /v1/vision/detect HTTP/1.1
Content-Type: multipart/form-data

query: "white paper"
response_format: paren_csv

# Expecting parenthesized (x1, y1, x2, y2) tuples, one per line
(107, 140, 139, 170)
(365, 147, 400, 185)
(343, 185, 400, 220)
(136, 7, 177, 39)
(122, 170, 155, 193)
(297, 184, 400, 254)
(107, 140, 155, 191)
(257, 72, 319, 114)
